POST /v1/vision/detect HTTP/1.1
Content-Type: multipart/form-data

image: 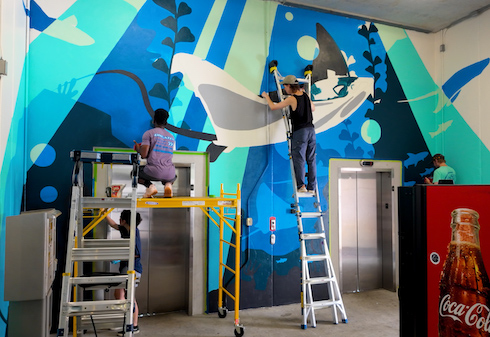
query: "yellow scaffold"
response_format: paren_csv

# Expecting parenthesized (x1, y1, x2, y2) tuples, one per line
(59, 150, 244, 337)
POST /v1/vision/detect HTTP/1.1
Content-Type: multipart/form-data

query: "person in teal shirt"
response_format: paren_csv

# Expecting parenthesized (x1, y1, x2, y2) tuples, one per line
(424, 154, 456, 184)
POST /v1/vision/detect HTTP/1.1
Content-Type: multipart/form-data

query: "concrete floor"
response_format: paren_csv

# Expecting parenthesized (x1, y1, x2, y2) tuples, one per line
(72, 289, 399, 337)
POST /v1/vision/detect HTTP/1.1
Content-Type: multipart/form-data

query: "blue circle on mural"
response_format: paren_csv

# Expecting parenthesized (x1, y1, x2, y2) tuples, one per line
(31, 143, 56, 167)
(361, 120, 381, 144)
(40, 186, 58, 203)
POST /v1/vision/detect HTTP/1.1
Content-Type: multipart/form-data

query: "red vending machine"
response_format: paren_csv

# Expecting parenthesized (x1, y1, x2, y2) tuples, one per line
(399, 185, 490, 337)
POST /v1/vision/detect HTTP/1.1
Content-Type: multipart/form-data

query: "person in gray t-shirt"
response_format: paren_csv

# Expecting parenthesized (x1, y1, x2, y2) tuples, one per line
(134, 108, 176, 197)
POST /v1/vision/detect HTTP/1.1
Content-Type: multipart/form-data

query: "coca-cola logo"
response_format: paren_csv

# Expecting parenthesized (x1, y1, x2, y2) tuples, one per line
(439, 294, 490, 330)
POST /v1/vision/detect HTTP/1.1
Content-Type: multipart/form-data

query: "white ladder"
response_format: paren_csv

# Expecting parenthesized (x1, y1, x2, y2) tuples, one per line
(57, 150, 140, 336)
(268, 61, 348, 329)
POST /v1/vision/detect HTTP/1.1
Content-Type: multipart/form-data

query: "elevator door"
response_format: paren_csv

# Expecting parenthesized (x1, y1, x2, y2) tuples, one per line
(339, 170, 394, 293)
(147, 206, 190, 313)
(144, 166, 191, 314)
(109, 166, 191, 315)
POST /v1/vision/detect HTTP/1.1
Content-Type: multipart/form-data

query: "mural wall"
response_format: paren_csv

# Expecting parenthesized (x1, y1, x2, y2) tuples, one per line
(381, 23, 490, 184)
(1, 0, 490, 334)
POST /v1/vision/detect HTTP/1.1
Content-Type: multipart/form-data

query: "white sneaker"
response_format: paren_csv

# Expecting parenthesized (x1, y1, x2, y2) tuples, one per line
(297, 186, 307, 193)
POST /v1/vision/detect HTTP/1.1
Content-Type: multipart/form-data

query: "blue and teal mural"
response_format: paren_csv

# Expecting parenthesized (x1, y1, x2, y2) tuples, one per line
(2, 0, 490, 334)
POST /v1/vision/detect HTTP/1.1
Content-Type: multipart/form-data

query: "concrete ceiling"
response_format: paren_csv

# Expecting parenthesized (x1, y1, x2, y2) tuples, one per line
(269, 0, 490, 33)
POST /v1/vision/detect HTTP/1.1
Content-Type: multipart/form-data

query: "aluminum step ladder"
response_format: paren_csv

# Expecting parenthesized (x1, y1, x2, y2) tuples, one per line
(57, 150, 140, 336)
(268, 61, 348, 329)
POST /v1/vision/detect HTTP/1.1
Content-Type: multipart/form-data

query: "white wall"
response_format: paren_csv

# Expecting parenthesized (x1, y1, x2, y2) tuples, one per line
(0, 0, 27, 174)
(440, 9, 490, 155)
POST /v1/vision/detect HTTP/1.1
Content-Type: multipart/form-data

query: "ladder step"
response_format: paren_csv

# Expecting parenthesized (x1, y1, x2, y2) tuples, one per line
(305, 299, 344, 309)
(70, 275, 127, 286)
(83, 238, 130, 248)
(299, 212, 323, 218)
(296, 191, 315, 198)
(71, 247, 130, 261)
(80, 314, 125, 330)
(303, 254, 328, 261)
(305, 276, 335, 285)
(62, 300, 130, 316)
(300, 233, 325, 240)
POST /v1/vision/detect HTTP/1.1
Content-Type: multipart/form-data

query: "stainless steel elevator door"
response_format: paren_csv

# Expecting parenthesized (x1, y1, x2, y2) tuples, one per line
(145, 166, 191, 314)
(339, 170, 393, 293)
(339, 171, 358, 293)
(378, 172, 395, 291)
(123, 207, 190, 315)
(357, 171, 381, 292)
(107, 164, 194, 314)
(147, 207, 190, 313)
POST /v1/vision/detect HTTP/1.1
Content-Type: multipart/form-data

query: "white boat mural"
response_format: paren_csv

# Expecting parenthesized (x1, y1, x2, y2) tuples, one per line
(171, 52, 373, 152)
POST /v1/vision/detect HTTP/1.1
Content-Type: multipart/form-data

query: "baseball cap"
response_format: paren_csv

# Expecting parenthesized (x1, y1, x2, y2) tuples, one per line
(281, 75, 298, 85)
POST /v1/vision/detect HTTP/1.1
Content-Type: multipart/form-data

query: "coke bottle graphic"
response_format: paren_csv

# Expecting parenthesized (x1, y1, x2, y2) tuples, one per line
(439, 208, 490, 336)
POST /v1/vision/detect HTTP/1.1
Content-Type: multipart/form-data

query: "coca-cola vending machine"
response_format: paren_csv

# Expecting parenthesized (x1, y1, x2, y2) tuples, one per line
(399, 185, 490, 337)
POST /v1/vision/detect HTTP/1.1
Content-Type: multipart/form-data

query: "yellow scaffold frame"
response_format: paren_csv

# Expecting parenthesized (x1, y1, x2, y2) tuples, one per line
(82, 184, 244, 336)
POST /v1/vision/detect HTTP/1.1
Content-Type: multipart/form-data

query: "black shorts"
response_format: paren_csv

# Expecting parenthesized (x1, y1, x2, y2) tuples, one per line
(138, 166, 177, 185)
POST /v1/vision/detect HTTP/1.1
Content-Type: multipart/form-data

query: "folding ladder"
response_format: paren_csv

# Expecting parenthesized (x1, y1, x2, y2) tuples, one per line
(268, 61, 348, 329)
(57, 150, 140, 336)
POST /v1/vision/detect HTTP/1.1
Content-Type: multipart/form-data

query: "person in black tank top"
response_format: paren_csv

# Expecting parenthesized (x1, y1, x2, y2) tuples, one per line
(262, 75, 317, 193)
